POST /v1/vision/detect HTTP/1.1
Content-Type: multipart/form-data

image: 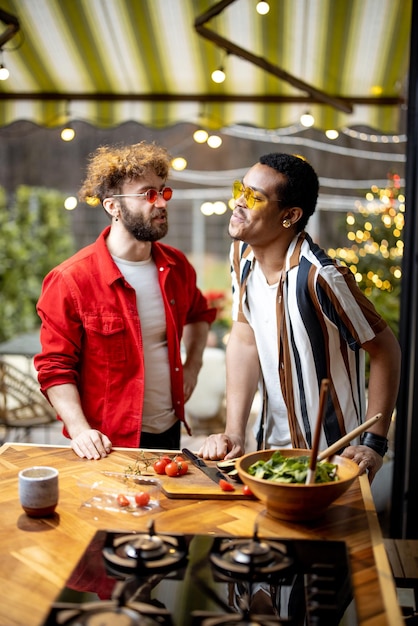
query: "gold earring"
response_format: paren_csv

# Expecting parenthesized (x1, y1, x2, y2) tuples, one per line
(282, 218, 291, 228)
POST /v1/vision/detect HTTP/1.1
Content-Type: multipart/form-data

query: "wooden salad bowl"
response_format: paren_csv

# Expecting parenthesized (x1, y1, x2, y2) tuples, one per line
(236, 448, 360, 522)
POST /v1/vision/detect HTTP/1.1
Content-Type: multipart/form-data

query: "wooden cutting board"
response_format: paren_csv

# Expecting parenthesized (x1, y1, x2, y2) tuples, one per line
(106, 450, 250, 500)
(157, 462, 248, 499)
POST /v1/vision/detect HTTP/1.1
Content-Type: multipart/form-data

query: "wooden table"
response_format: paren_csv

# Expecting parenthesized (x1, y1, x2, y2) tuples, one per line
(0, 443, 403, 626)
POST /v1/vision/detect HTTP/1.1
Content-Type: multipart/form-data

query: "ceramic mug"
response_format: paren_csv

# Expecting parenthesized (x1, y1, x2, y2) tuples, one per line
(18, 466, 59, 517)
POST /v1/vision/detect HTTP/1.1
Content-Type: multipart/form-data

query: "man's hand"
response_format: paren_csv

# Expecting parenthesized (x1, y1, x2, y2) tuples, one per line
(341, 444, 383, 484)
(198, 433, 245, 461)
(70, 429, 112, 460)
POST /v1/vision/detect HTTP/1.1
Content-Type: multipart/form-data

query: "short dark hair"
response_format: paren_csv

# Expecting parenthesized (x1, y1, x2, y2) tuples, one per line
(259, 153, 319, 231)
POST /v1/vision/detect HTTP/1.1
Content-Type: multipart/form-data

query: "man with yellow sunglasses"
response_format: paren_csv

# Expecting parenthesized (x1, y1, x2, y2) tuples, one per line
(199, 153, 400, 484)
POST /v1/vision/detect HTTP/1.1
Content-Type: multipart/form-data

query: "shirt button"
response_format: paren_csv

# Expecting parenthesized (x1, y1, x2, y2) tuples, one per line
(159, 267, 164, 272)
(175, 367, 179, 372)
(170, 299, 175, 305)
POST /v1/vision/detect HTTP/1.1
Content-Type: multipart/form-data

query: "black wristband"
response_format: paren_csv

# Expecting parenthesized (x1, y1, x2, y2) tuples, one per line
(360, 432, 388, 457)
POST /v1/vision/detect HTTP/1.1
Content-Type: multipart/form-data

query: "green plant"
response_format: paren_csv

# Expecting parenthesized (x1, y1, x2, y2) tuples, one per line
(0, 186, 75, 342)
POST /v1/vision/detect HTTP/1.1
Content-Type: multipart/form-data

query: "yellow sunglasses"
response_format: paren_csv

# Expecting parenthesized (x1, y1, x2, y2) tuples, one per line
(232, 180, 280, 210)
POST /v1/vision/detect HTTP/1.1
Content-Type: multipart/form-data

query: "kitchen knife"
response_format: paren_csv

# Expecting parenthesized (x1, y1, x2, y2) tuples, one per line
(181, 448, 231, 485)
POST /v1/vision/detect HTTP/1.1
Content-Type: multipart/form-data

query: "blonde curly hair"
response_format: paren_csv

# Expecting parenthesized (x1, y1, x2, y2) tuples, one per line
(78, 142, 171, 204)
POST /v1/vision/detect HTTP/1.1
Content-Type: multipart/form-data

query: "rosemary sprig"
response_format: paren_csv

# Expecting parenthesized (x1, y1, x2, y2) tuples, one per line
(124, 451, 160, 478)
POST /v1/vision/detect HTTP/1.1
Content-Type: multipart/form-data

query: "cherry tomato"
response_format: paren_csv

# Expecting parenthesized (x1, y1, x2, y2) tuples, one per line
(177, 461, 189, 476)
(153, 459, 169, 475)
(135, 491, 150, 507)
(242, 485, 253, 497)
(161, 455, 172, 464)
(174, 455, 185, 463)
(219, 479, 235, 492)
(117, 493, 130, 507)
(165, 461, 181, 477)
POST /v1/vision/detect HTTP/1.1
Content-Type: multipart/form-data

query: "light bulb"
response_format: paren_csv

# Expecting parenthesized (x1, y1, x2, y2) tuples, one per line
(211, 68, 226, 84)
(171, 156, 187, 171)
(213, 201, 227, 215)
(325, 129, 339, 140)
(300, 112, 315, 128)
(193, 129, 209, 143)
(0, 64, 10, 80)
(256, 1, 270, 15)
(61, 127, 75, 141)
(64, 196, 77, 210)
(207, 135, 222, 149)
(201, 202, 214, 216)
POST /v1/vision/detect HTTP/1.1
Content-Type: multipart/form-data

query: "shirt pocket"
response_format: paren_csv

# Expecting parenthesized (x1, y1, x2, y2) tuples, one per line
(83, 315, 126, 363)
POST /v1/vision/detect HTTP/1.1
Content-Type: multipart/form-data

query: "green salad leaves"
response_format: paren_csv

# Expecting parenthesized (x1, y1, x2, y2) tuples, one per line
(247, 451, 339, 484)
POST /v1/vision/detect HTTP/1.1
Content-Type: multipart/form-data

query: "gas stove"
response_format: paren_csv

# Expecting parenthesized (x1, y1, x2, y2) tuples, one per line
(41, 521, 357, 625)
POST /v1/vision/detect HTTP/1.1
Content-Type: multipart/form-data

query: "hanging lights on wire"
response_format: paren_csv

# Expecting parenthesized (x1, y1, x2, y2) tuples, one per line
(300, 112, 315, 128)
(211, 66, 226, 84)
(60, 101, 76, 141)
(0, 63, 9, 80)
(256, 2, 270, 15)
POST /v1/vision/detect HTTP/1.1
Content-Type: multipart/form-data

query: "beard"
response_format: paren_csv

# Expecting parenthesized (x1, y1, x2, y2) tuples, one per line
(119, 201, 168, 242)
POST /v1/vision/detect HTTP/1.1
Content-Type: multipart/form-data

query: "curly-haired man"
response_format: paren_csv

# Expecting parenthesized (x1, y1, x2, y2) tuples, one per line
(35, 142, 216, 459)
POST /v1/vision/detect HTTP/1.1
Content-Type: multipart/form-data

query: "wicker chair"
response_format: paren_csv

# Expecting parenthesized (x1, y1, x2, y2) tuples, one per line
(0, 359, 56, 444)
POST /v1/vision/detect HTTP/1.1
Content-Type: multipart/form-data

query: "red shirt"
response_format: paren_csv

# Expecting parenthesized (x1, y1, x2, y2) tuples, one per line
(34, 227, 216, 447)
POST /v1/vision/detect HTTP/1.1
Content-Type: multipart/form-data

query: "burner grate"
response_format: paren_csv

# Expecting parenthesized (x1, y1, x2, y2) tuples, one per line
(209, 535, 294, 580)
(102, 521, 188, 576)
(41, 525, 357, 626)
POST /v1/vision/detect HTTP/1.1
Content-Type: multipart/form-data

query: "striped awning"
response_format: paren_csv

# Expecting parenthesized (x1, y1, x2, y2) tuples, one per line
(0, 0, 412, 133)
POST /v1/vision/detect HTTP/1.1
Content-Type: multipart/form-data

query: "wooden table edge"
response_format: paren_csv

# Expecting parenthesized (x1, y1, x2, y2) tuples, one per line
(359, 474, 403, 624)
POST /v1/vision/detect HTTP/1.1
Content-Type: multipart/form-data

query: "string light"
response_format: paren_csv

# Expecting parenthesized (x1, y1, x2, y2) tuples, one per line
(201, 202, 214, 216)
(193, 129, 209, 143)
(171, 156, 187, 171)
(64, 196, 77, 210)
(328, 174, 404, 307)
(224, 123, 406, 145)
(211, 67, 226, 83)
(207, 135, 222, 148)
(61, 126, 75, 141)
(61, 101, 75, 141)
(0, 64, 9, 80)
(200, 201, 227, 216)
(341, 127, 406, 143)
(213, 201, 227, 214)
(193, 127, 223, 148)
(325, 129, 339, 140)
(300, 112, 315, 128)
(256, 1, 270, 14)
(211, 51, 229, 84)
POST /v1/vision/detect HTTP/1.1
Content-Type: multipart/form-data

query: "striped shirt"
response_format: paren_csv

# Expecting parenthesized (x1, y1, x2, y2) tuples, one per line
(230, 232, 387, 451)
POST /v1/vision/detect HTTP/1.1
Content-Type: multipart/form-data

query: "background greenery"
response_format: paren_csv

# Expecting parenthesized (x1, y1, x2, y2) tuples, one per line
(0, 186, 75, 342)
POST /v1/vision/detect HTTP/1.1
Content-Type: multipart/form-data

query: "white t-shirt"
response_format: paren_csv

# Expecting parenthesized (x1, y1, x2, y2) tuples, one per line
(245, 261, 291, 448)
(112, 255, 176, 433)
